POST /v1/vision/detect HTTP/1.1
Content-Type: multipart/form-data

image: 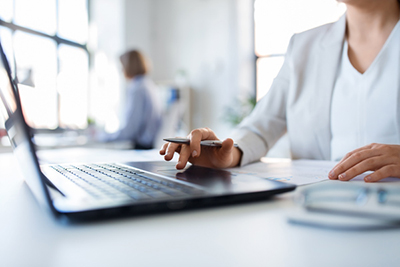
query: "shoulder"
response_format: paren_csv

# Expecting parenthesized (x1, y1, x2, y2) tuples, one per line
(289, 23, 334, 55)
(128, 76, 153, 92)
(135, 75, 156, 88)
(295, 21, 334, 40)
(286, 15, 346, 62)
(290, 14, 345, 49)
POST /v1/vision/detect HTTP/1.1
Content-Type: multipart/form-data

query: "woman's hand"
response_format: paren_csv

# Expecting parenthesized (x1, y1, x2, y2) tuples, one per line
(328, 143, 400, 182)
(159, 127, 242, 169)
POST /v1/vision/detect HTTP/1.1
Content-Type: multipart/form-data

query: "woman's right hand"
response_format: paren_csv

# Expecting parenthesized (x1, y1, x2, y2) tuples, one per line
(159, 128, 242, 169)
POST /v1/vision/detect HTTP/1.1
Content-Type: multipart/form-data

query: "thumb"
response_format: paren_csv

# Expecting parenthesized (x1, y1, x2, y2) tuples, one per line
(219, 138, 234, 158)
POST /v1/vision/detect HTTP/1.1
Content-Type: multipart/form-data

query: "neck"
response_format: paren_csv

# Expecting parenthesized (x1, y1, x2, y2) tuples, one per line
(345, 1, 400, 40)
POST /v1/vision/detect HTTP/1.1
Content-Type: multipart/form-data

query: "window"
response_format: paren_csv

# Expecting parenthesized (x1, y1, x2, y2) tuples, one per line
(0, 0, 89, 130)
(254, 0, 346, 100)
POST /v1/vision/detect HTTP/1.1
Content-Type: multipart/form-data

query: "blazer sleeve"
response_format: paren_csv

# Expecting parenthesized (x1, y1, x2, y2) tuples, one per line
(230, 35, 295, 166)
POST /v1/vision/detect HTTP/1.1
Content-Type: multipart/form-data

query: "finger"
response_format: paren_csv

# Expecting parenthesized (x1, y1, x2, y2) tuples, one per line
(164, 142, 181, 161)
(188, 128, 218, 158)
(205, 138, 234, 168)
(159, 142, 169, 155)
(335, 144, 374, 166)
(188, 129, 204, 158)
(336, 156, 386, 181)
(364, 164, 400, 182)
(330, 143, 378, 179)
(329, 148, 381, 179)
(218, 138, 234, 158)
(176, 144, 191, 169)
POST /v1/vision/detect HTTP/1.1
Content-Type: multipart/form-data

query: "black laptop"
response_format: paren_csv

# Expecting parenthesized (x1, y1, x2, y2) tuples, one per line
(0, 40, 296, 221)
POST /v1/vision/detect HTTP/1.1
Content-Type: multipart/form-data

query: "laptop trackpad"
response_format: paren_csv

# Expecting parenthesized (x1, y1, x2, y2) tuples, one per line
(123, 161, 289, 194)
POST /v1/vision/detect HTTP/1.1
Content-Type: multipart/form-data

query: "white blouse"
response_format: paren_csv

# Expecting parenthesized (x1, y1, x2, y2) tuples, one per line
(330, 21, 400, 161)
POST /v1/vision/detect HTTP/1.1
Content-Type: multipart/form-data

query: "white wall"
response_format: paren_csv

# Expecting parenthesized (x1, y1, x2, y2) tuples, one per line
(89, 0, 126, 131)
(124, 0, 153, 59)
(91, 0, 125, 59)
(92, 0, 255, 138)
(148, 0, 255, 138)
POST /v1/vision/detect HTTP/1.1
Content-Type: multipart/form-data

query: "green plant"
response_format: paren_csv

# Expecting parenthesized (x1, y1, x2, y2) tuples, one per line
(223, 94, 256, 126)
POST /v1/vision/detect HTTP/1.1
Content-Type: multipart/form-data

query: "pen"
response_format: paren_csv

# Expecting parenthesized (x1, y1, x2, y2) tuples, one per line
(163, 138, 239, 148)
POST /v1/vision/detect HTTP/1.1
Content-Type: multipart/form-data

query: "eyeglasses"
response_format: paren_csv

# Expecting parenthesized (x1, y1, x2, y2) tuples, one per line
(294, 184, 400, 221)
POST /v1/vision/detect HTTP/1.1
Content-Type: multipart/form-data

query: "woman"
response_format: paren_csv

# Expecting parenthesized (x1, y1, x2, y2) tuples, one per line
(101, 50, 162, 149)
(160, 0, 400, 182)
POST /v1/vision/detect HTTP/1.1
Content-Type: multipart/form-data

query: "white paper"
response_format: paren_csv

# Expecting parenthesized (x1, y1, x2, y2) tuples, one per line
(227, 158, 337, 186)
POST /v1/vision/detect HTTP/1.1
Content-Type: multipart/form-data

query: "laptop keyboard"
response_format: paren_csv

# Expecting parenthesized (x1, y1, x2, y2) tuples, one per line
(50, 163, 204, 201)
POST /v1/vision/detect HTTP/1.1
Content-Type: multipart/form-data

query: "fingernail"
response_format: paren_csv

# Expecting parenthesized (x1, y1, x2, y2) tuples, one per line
(338, 173, 346, 180)
(329, 170, 335, 178)
(365, 176, 371, 182)
(192, 150, 197, 157)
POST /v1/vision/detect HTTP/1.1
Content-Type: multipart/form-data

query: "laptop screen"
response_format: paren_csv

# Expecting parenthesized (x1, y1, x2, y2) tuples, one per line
(0, 40, 53, 211)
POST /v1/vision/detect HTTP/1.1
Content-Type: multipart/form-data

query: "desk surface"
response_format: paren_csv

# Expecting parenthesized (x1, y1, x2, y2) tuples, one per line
(1, 148, 400, 267)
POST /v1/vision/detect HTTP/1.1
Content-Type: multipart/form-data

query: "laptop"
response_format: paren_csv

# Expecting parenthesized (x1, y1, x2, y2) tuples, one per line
(0, 40, 296, 221)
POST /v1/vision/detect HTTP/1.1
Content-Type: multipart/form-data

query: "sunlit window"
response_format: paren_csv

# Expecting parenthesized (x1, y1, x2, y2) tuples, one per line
(0, 27, 14, 77)
(0, 0, 89, 130)
(14, 31, 58, 129)
(58, 45, 88, 129)
(254, 0, 346, 100)
(0, 0, 13, 23)
(14, 0, 57, 35)
(58, 0, 89, 44)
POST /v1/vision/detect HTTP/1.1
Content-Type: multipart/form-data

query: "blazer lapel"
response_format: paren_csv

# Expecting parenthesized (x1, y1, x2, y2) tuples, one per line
(312, 14, 346, 160)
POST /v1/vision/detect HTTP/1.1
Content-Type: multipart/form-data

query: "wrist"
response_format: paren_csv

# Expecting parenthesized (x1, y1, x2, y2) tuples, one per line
(230, 147, 243, 168)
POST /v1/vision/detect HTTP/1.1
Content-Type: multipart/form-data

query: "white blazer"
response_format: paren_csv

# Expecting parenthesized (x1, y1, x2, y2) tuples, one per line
(231, 14, 400, 166)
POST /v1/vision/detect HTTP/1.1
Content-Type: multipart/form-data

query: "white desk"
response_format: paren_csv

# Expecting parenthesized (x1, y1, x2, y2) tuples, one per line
(1, 148, 400, 267)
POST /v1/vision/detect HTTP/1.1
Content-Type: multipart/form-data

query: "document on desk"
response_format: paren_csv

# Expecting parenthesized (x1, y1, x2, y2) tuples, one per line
(227, 158, 337, 186)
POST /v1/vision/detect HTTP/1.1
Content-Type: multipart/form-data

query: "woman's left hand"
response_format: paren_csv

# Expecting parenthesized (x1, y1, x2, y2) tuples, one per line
(329, 143, 400, 182)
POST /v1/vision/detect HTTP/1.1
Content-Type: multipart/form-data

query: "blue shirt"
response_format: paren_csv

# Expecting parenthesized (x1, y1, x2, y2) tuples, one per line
(102, 75, 162, 148)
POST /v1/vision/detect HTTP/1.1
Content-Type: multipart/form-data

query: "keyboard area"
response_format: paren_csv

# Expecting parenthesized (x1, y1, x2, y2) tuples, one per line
(49, 163, 205, 202)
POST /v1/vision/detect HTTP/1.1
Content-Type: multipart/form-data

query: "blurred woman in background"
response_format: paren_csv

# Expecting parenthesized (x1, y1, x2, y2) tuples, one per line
(101, 50, 162, 149)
